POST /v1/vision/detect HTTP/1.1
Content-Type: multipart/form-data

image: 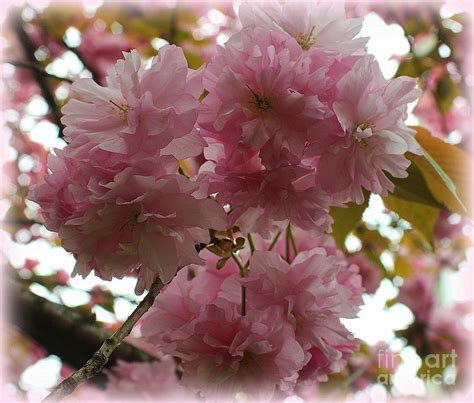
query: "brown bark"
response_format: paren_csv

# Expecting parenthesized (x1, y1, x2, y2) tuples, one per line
(7, 277, 154, 386)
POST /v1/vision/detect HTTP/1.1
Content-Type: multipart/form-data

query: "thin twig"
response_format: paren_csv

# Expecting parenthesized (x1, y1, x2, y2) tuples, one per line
(7, 60, 74, 83)
(43, 277, 164, 402)
(10, 10, 65, 137)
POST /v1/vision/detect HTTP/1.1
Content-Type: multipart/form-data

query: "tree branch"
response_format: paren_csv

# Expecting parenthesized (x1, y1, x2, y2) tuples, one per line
(42, 277, 163, 401)
(7, 60, 74, 84)
(58, 41, 101, 83)
(8, 278, 155, 386)
(10, 9, 65, 138)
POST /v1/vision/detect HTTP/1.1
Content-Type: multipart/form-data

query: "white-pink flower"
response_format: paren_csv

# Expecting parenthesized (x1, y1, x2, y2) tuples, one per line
(398, 273, 435, 324)
(62, 45, 204, 162)
(142, 261, 304, 399)
(143, 248, 362, 395)
(221, 250, 362, 382)
(347, 252, 382, 294)
(311, 55, 421, 203)
(200, 162, 332, 238)
(239, 0, 367, 54)
(29, 45, 229, 292)
(30, 146, 228, 293)
(199, 26, 328, 168)
(105, 359, 192, 401)
(181, 303, 304, 399)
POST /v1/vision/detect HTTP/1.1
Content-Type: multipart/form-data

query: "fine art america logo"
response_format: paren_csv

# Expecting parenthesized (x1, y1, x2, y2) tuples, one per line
(376, 349, 458, 385)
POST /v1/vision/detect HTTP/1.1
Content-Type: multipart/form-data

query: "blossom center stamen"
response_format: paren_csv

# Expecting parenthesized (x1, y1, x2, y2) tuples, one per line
(246, 85, 271, 111)
(296, 25, 316, 50)
(353, 122, 374, 146)
(109, 100, 131, 120)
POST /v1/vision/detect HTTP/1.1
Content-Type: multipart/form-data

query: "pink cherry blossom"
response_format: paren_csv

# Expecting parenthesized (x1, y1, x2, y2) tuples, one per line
(239, 0, 367, 55)
(28, 147, 105, 233)
(311, 55, 421, 204)
(62, 46, 203, 162)
(142, 262, 304, 399)
(141, 259, 238, 349)
(180, 303, 304, 399)
(29, 44, 230, 292)
(398, 273, 435, 323)
(199, 26, 328, 168)
(5, 328, 46, 384)
(347, 252, 382, 294)
(425, 303, 470, 363)
(105, 359, 192, 401)
(220, 249, 362, 382)
(349, 341, 401, 390)
(79, 26, 135, 83)
(200, 162, 332, 238)
(29, 147, 228, 293)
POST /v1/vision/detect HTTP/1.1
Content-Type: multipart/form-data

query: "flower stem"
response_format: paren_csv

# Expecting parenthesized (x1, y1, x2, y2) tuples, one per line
(267, 231, 282, 251)
(247, 233, 256, 253)
(288, 225, 298, 256)
(241, 285, 246, 316)
(231, 252, 247, 316)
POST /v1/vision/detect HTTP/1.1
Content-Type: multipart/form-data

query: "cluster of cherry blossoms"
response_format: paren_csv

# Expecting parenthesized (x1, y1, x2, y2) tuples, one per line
(28, 0, 423, 399)
(29, 0, 420, 292)
(198, 0, 421, 237)
(29, 46, 228, 293)
(142, 245, 363, 399)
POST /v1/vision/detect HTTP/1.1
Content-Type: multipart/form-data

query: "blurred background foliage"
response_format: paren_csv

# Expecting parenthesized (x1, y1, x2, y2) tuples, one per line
(1, 1, 472, 401)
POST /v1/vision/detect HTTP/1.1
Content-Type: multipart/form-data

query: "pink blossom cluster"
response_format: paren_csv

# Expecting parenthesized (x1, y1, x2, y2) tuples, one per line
(29, 0, 421, 290)
(142, 248, 363, 399)
(61, 358, 193, 402)
(198, 0, 421, 238)
(26, 1, 423, 396)
(29, 45, 228, 293)
(398, 274, 470, 375)
(104, 359, 191, 401)
(244, 227, 382, 294)
(348, 342, 401, 391)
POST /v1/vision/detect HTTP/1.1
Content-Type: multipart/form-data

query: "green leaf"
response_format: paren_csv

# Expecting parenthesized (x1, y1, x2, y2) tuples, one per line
(394, 56, 431, 78)
(410, 127, 471, 216)
(355, 226, 391, 273)
(330, 196, 369, 250)
(384, 195, 439, 247)
(183, 50, 203, 69)
(420, 147, 466, 212)
(388, 162, 444, 209)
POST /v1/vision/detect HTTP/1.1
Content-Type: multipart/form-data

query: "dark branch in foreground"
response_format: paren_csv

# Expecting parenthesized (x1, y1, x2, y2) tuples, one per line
(8, 278, 155, 387)
(7, 60, 74, 83)
(10, 9, 65, 138)
(59, 41, 101, 83)
(41, 277, 164, 401)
